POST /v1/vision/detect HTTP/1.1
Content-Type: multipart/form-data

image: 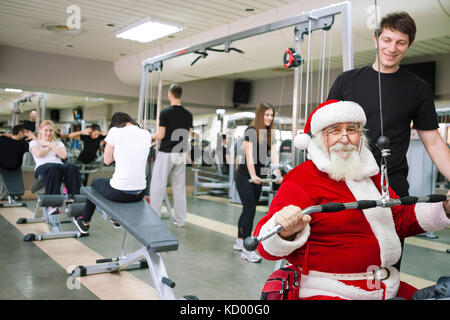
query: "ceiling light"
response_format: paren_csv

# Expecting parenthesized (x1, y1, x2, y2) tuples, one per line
(4, 88, 23, 93)
(114, 18, 184, 43)
(43, 23, 82, 35)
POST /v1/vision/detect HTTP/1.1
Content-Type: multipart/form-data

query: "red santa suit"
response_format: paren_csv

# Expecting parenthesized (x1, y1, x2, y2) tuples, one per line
(254, 101, 450, 300)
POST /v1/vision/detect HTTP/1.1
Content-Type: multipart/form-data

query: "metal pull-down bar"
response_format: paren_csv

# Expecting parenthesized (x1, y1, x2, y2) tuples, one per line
(137, 1, 353, 126)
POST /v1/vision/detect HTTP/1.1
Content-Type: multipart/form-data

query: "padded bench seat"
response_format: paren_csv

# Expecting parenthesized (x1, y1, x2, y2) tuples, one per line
(81, 186, 178, 253)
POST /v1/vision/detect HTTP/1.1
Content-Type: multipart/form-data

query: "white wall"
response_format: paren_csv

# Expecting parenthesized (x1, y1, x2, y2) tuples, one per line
(0, 45, 139, 100)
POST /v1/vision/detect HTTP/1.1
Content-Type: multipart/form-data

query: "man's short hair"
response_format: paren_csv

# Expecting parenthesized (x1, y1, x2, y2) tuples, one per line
(12, 124, 25, 135)
(378, 11, 416, 45)
(90, 124, 101, 132)
(169, 84, 182, 99)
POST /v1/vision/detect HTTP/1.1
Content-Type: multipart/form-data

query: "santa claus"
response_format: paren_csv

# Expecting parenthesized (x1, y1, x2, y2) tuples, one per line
(254, 99, 450, 300)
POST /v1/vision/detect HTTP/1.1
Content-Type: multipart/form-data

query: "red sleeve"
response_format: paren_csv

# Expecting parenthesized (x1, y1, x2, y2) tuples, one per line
(253, 179, 314, 260)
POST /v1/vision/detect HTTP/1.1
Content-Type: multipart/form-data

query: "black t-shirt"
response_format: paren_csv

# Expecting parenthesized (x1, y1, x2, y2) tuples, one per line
(237, 126, 271, 177)
(78, 134, 106, 164)
(327, 65, 438, 196)
(159, 105, 193, 153)
(0, 136, 29, 170)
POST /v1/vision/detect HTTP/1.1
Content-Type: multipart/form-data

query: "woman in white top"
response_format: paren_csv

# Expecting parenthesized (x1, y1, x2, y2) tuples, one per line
(73, 112, 151, 235)
(29, 120, 82, 195)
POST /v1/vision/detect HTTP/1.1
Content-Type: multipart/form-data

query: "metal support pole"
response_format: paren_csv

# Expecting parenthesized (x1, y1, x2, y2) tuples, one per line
(155, 68, 163, 152)
(340, 1, 353, 71)
(291, 34, 302, 165)
(137, 64, 150, 127)
(39, 93, 46, 125)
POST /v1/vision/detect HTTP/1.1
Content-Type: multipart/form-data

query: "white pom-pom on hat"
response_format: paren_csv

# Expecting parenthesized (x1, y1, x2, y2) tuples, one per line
(294, 133, 311, 150)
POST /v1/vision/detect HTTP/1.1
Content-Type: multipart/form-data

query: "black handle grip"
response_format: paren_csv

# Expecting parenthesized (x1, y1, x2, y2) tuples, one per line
(320, 203, 345, 212)
(427, 194, 447, 203)
(356, 200, 378, 210)
(399, 196, 419, 205)
(162, 277, 176, 288)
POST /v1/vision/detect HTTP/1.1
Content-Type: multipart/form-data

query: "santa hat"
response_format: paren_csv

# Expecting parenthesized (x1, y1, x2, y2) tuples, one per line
(294, 100, 367, 150)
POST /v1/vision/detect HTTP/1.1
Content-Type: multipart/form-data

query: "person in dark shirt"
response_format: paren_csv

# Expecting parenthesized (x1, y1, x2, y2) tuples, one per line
(150, 83, 193, 227)
(69, 124, 107, 164)
(0, 124, 32, 170)
(23, 110, 37, 134)
(328, 11, 450, 196)
(327, 12, 450, 270)
(233, 103, 282, 263)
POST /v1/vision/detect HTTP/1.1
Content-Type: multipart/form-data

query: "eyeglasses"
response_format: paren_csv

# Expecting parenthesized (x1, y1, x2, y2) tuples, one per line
(324, 124, 361, 140)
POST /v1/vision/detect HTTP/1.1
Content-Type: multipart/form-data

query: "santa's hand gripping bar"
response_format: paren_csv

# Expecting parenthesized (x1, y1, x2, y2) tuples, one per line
(243, 194, 449, 251)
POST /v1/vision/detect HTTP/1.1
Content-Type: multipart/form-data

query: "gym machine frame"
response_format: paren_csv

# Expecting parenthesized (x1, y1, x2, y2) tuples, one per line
(137, 1, 354, 164)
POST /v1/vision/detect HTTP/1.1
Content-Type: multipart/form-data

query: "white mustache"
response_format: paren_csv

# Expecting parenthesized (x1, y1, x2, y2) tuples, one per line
(330, 143, 357, 152)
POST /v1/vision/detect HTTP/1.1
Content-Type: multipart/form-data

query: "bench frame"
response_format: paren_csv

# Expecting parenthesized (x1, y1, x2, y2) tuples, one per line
(17, 177, 82, 241)
(0, 167, 27, 208)
(72, 186, 178, 300)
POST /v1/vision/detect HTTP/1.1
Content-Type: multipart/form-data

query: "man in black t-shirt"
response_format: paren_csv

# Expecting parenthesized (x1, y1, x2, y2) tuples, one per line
(23, 110, 37, 133)
(68, 124, 106, 185)
(69, 124, 107, 164)
(150, 84, 193, 227)
(328, 12, 450, 197)
(328, 12, 450, 271)
(0, 125, 30, 170)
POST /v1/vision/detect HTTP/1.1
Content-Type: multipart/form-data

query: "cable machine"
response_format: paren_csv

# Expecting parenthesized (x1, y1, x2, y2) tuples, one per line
(137, 1, 354, 178)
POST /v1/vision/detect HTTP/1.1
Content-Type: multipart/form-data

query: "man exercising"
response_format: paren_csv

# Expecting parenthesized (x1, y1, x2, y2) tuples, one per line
(0, 124, 33, 170)
(254, 100, 450, 300)
(68, 124, 107, 164)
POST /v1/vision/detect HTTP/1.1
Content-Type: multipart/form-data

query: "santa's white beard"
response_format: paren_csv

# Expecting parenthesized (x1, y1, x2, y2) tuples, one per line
(312, 135, 364, 181)
(328, 144, 364, 181)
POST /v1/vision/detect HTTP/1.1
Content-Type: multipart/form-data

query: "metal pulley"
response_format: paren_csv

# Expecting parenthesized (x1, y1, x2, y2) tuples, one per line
(283, 48, 303, 68)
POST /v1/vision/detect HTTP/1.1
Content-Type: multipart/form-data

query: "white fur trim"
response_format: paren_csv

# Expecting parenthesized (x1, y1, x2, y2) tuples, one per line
(415, 202, 450, 232)
(383, 266, 400, 299)
(294, 133, 311, 150)
(345, 178, 402, 299)
(310, 101, 367, 135)
(307, 140, 379, 180)
(345, 178, 402, 267)
(299, 273, 384, 300)
(260, 212, 310, 257)
(299, 266, 399, 300)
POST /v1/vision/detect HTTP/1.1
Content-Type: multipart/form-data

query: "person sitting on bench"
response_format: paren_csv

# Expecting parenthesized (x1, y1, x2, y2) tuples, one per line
(0, 124, 34, 171)
(29, 120, 82, 214)
(68, 124, 107, 165)
(254, 100, 450, 299)
(73, 112, 151, 235)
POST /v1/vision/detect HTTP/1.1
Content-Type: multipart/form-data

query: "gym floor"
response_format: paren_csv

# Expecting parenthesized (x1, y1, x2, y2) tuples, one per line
(0, 175, 449, 300)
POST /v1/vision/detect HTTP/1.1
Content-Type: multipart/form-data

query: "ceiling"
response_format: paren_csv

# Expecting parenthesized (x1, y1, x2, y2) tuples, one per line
(0, 0, 301, 61)
(0, 0, 449, 112)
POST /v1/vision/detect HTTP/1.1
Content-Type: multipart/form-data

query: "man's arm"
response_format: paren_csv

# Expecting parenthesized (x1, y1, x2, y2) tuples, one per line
(417, 129, 450, 180)
(68, 128, 91, 139)
(152, 126, 166, 141)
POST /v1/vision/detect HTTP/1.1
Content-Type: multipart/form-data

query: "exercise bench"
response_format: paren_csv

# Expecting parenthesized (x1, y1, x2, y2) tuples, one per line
(0, 167, 27, 208)
(16, 175, 85, 241)
(71, 186, 183, 300)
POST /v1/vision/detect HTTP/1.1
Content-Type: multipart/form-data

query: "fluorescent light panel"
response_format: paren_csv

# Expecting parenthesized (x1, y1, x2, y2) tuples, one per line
(4, 88, 23, 93)
(115, 18, 183, 43)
